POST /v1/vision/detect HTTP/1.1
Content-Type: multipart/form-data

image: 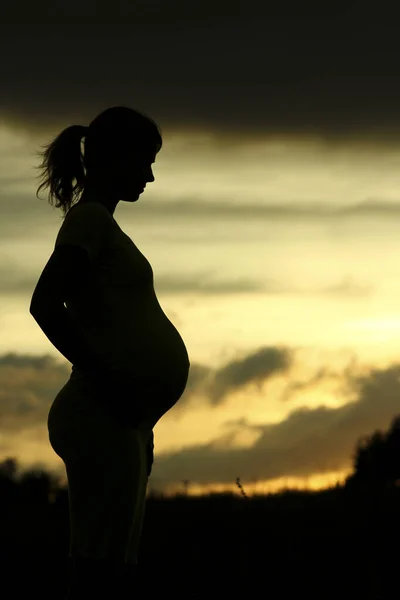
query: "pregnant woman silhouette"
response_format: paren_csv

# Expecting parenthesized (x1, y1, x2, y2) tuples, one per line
(30, 106, 190, 598)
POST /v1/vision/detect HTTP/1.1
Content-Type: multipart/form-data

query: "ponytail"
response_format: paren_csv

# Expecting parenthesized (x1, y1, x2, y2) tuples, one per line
(35, 124, 87, 218)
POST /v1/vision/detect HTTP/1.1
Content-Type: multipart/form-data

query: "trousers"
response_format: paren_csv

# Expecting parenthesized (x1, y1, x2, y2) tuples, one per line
(47, 368, 184, 565)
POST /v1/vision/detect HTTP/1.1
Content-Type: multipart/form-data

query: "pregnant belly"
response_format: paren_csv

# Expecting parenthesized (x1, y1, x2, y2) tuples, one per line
(71, 344, 189, 429)
(72, 305, 190, 420)
(120, 314, 190, 380)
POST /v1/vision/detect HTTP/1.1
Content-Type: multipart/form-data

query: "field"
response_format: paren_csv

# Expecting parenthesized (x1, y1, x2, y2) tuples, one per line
(1, 466, 399, 599)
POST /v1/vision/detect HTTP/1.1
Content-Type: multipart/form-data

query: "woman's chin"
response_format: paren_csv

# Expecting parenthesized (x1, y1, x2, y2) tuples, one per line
(125, 190, 141, 201)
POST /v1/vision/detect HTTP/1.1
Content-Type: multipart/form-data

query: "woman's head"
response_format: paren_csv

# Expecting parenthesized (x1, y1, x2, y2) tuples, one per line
(35, 106, 162, 216)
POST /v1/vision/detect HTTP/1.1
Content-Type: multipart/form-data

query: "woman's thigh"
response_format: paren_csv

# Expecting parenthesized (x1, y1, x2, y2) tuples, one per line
(48, 374, 153, 561)
(64, 427, 151, 561)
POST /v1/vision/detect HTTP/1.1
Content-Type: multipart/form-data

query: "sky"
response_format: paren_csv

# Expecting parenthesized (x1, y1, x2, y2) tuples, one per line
(1, 2, 400, 495)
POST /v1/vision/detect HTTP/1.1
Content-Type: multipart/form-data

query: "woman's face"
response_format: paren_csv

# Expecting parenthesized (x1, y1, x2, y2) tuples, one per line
(111, 149, 157, 202)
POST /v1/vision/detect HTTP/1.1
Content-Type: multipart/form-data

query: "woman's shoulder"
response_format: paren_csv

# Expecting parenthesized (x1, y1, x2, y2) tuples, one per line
(65, 199, 114, 223)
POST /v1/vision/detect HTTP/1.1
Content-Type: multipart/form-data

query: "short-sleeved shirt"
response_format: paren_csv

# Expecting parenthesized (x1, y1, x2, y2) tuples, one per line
(54, 200, 190, 394)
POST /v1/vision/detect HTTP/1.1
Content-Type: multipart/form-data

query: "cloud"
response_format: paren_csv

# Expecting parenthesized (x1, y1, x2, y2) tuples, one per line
(118, 199, 400, 224)
(205, 346, 293, 404)
(150, 346, 295, 415)
(5, 192, 400, 241)
(279, 366, 334, 402)
(153, 272, 267, 295)
(1, 348, 400, 490)
(0, 4, 398, 145)
(318, 276, 374, 298)
(1, 1, 358, 27)
(152, 364, 400, 487)
(0, 346, 294, 432)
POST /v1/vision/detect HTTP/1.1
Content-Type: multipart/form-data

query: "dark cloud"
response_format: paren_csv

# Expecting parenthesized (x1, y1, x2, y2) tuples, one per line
(0, 346, 294, 431)
(206, 346, 293, 404)
(0, 353, 69, 433)
(279, 366, 334, 402)
(1, 0, 358, 26)
(129, 199, 400, 222)
(124, 199, 400, 220)
(0, 185, 391, 302)
(153, 273, 267, 295)
(2, 347, 400, 490)
(0, 249, 376, 302)
(7, 193, 400, 233)
(150, 346, 295, 415)
(4, 195, 400, 232)
(152, 364, 400, 487)
(0, 1, 399, 145)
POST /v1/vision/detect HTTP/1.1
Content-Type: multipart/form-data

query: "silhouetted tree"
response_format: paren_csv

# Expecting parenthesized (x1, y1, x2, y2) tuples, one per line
(0, 457, 18, 480)
(0, 457, 20, 507)
(347, 415, 400, 490)
(18, 467, 54, 505)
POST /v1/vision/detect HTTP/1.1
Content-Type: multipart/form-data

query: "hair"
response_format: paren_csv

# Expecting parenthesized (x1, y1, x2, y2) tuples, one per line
(35, 106, 163, 218)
